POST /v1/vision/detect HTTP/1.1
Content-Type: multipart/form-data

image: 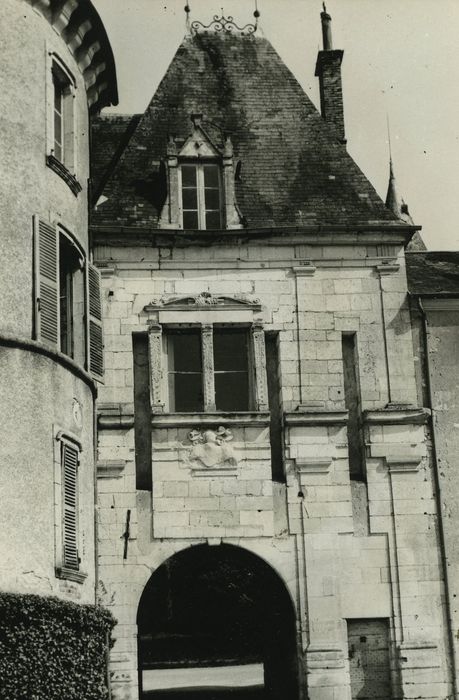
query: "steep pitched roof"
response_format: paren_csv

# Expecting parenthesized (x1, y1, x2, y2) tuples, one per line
(91, 32, 400, 230)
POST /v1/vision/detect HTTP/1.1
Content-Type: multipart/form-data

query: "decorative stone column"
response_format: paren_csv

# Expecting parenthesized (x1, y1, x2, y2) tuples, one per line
(201, 323, 216, 411)
(251, 321, 269, 411)
(148, 323, 164, 413)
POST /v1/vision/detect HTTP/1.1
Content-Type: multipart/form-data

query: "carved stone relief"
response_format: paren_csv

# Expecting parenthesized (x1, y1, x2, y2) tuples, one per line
(184, 427, 238, 468)
(201, 324, 216, 411)
(251, 321, 269, 411)
(145, 291, 261, 310)
(148, 323, 164, 413)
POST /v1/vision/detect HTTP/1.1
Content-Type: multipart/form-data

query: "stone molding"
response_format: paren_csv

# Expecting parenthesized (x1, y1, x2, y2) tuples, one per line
(386, 455, 423, 473)
(151, 412, 270, 428)
(284, 410, 348, 426)
(376, 261, 401, 275)
(363, 406, 430, 425)
(293, 261, 317, 276)
(294, 457, 332, 474)
(96, 460, 126, 479)
(97, 403, 134, 430)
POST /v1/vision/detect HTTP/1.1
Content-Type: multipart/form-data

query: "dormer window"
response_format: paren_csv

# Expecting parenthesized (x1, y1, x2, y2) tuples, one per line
(159, 114, 242, 231)
(180, 163, 222, 230)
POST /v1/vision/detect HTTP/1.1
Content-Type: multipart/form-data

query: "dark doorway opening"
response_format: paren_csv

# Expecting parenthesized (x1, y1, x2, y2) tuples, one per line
(137, 544, 298, 700)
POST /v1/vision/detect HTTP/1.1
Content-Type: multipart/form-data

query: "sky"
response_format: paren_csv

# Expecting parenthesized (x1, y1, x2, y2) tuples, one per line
(93, 0, 459, 250)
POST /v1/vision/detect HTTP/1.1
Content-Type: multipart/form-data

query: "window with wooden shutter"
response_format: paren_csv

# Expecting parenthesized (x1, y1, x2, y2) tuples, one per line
(86, 262, 104, 381)
(61, 441, 79, 571)
(34, 215, 59, 346)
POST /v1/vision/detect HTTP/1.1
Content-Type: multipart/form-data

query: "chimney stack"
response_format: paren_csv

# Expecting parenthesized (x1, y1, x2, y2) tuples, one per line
(315, 4, 346, 144)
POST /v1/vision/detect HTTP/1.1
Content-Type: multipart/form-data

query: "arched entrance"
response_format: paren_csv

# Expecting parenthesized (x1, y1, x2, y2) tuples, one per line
(137, 544, 298, 700)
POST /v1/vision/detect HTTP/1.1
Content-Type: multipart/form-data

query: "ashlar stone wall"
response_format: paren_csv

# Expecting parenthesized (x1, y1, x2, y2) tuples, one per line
(94, 233, 451, 700)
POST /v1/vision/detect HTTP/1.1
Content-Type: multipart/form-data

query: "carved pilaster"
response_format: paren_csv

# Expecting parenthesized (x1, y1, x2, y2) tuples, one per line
(201, 324, 216, 411)
(251, 321, 269, 411)
(148, 323, 164, 413)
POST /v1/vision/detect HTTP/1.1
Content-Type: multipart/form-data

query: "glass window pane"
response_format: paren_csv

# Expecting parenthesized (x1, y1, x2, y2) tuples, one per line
(204, 188, 220, 211)
(181, 165, 197, 187)
(182, 188, 198, 210)
(215, 373, 249, 411)
(214, 330, 248, 371)
(170, 332, 202, 372)
(174, 373, 204, 412)
(203, 165, 219, 188)
(183, 210, 199, 229)
(205, 211, 221, 229)
(54, 82, 62, 113)
(54, 112, 62, 146)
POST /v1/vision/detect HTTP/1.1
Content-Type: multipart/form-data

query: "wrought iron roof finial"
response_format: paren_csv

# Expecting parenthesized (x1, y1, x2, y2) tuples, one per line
(184, 3, 191, 31)
(190, 5, 258, 36)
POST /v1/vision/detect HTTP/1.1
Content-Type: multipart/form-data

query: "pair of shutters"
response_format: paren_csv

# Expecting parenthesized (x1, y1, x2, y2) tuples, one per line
(33, 216, 103, 380)
(62, 441, 80, 571)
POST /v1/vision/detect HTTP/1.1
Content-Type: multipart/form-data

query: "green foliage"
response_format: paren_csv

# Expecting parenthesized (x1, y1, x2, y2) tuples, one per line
(0, 592, 116, 700)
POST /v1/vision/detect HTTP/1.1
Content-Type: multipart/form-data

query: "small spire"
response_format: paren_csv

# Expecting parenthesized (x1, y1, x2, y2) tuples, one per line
(385, 158, 413, 224)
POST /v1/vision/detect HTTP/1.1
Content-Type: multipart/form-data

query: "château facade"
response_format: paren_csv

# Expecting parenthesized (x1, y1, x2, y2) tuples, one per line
(1, 3, 459, 700)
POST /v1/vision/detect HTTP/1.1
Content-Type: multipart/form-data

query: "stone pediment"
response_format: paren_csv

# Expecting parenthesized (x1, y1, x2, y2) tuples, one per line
(144, 292, 262, 312)
(179, 126, 221, 159)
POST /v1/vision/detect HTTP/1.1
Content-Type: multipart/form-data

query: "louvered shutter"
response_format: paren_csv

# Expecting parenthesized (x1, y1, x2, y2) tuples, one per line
(86, 262, 104, 381)
(34, 215, 59, 346)
(62, 442, 79, 571)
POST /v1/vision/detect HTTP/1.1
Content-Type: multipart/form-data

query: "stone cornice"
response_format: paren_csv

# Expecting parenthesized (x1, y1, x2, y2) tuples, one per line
(25, 0, 118, 113)
(151, 412, 271, 429)
(90, 223, 420, 248)
(363, 406, 430, 426)
(284, 410, 348, 427)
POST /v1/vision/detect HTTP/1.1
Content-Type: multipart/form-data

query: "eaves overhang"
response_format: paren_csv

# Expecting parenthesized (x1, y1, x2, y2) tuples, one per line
(25, 0, 118, 113)
(90, 222, 421, 247)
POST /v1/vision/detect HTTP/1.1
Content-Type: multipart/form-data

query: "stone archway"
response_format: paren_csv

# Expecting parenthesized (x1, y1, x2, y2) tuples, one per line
(137, 543, 298, 700)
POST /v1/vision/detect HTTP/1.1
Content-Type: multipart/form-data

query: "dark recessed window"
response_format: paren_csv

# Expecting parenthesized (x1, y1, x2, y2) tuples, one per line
(166, 327, 250, 412)
(168, 329, 204, 412)
(214, 329, 249, 411)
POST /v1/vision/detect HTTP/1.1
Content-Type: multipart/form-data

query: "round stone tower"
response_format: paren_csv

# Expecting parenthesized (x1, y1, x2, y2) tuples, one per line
(0, 0, 117, 603)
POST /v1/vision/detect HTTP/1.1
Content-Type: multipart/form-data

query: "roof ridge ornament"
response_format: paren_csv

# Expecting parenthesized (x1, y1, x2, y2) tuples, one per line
(186, 3, 260, 36)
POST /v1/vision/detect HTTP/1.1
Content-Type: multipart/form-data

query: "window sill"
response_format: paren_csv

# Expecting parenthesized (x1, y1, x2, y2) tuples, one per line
(151, 412, 270, 428)
(46, 154, 82, 196)
(55, 567, 87, 584)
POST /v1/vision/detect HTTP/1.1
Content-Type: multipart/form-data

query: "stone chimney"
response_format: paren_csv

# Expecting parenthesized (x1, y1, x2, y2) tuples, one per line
(314, 4, 346, 144)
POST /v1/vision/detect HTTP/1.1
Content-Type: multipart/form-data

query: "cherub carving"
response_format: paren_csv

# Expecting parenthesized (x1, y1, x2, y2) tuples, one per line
(187, 426, 237, 468)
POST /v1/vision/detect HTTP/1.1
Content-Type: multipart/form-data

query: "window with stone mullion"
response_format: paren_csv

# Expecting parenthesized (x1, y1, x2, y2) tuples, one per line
(181, 163, 222, 230)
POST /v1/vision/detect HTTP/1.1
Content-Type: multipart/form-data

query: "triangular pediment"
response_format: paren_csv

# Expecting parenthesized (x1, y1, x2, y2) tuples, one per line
(179, 126, 221, 159)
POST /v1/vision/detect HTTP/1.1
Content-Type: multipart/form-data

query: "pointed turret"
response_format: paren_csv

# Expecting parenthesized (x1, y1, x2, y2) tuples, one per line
(385, 158, 413, 224)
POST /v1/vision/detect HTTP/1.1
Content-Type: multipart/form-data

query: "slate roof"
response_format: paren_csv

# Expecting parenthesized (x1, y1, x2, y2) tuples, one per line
(91, 32, 401, 230)
(406, 252, 459, 295)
